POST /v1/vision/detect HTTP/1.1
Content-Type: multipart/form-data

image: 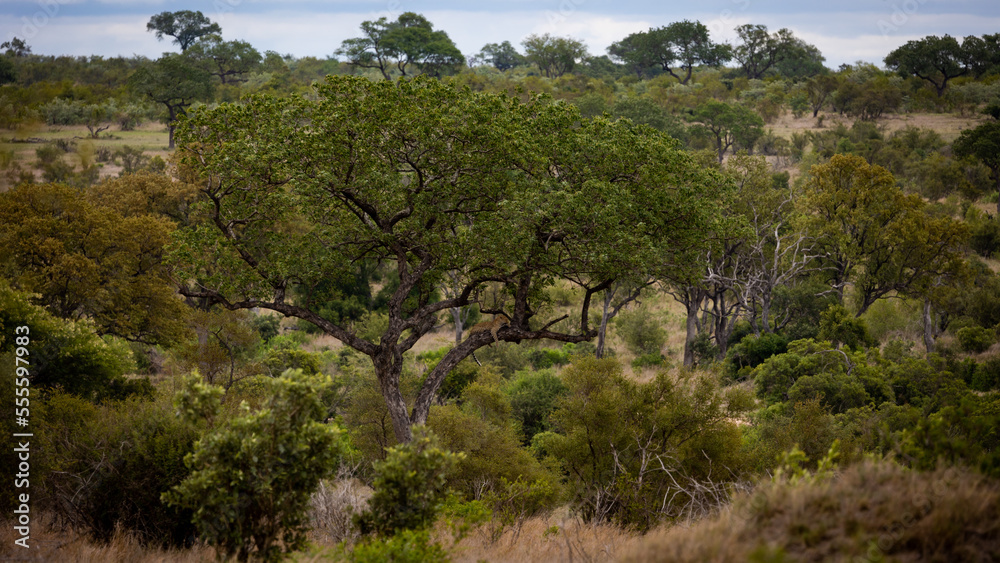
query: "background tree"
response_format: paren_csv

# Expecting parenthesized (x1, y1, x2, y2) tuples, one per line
(171, 76, 728, 443)
(186, 36, 262, 84)
(128, 54, 212, 148)
(689, 100, 764, 162)
(478, 41, 525, 71)
(656, 20, 731, 84)
(336, 13, 463, 79)
(732, 24, 796, 79)
(521, 34, 588, 78)
(773, 37, 827, 78)
(608, 31, 659, 79)
(800, 154, 968, 315)
(806, 74, 840, 117)
(953, 107, 1000, 215)
(962, 33, 1000, 78)
(146, 10, 222, 52)
(884, 35, 970, 96)
(1, 37, 31, 57)
(0, 183, 188, 345)
(384, 12, 464, 77)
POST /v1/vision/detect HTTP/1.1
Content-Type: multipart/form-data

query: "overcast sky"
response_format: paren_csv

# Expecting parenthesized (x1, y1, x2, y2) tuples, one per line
(2, 0, 999, 69)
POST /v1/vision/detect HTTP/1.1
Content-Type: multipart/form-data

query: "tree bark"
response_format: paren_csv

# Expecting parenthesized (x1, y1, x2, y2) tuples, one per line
(923, 298, 935, 354)
(596, 289, 613, 359)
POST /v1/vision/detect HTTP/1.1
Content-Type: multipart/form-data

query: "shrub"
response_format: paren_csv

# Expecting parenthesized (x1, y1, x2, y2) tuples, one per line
(725, 332, 789, 380)
(505, 368, 567, 444)
(355, 427, 461, 537)
(957, 325, 995, 353)
(34, 390, 199, 546)
(971, 355, 1000, 391)
(818, 305, 876, 350)
(165, 370, 345, 562)
(0, 280, 148, 403)
(346, 529, 449, 563)
(537, 356, 752, 531)
(614, 306, 666, 357)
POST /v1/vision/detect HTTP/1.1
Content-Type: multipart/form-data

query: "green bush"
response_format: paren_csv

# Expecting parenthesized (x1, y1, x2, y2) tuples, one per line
(614, 306, 666, 357)
(957, 325, 996, 353)
(753, 339, 892, 412)
(355, 427, 461, 537)
(34, 390, 199, 546)
(0, 280, 148, 403)
(505, 369, 567, 443)
(900, 396, 1000, 477)
(536, 356, 752, 531)
(818, 305, 877, 350)
(345, 529, 449, 563)
(971, 355, 1000, 391)
(725, 332, 789, 379)
(165, 370, 345, 562)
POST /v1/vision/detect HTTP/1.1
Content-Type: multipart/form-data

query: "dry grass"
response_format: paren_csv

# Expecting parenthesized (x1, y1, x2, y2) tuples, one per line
(0, 513, 213, 563)
(446, 513, 642, 563)
(1, 123, 171, 191)
(621, 460, 1000, 563)
(768, 111, 987, 143)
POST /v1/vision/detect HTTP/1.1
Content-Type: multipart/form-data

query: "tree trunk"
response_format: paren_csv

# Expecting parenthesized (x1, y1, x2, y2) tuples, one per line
(167, 105, 177, 149)
(451, 306, 464, 345)
(923, 298, 935, 354)
(372, 351, 413, 444)
(596, 289, 613, 359)
(761, 293, 774, 334)
(683, 297, 700, 367)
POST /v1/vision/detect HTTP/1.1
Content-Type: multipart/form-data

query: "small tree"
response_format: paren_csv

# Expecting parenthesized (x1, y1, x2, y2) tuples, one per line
(953, 110, 1000, 216)
(128, 54, 212, 148)
(478, 41, 525, 71)
(355, 427, 461, 536)
(164, 370, 344, 563)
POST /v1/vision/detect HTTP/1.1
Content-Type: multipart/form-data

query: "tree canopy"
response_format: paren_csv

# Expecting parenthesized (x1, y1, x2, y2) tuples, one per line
(146, 10, 222, 52)
(609, 21, 730, 84)
(522, 34, 588, 78)
(128, 54, 212, 148)
(336, 12, 464, 79)
(171, 75, 730, 442)
(953, 110, 1000, 215)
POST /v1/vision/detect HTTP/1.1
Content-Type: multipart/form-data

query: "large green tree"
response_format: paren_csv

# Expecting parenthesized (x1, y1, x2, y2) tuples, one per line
(186, 35, 262, 84)
(521, 34, 588, 78)
(146, 10, 222, 52)
(0, 183, 187, 345)
(128, 54, 212, 148)
(689, 100, 764, 163)
(171, 76, 728, 442)
(953, 107, 1000, 216)
(884, 35, 971, 96)
(608, 21, 730, 83)
(732, 24, 797, 80)
(336, 12, 463, 79)
(800, 154, 968, 315)
(477, 41, 525, 71)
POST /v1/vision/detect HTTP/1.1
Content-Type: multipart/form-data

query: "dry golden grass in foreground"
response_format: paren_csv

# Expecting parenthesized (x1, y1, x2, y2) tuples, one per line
(0, 513, 213, 563)
(444, 514, 641, 563)
(622, 460, 1000, 563)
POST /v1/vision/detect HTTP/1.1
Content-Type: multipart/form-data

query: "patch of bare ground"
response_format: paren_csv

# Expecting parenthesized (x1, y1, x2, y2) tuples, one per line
(768, 110, 987, 143)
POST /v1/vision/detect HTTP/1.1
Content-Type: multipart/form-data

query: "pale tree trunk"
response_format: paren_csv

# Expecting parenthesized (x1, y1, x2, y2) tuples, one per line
(596, 289, 613, 359)
(451, 306, 464, 345)
(684, 298, 700, 367)
(923, 298, 935, 354)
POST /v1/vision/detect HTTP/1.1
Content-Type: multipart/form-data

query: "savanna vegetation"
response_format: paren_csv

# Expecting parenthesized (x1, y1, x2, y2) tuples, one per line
(2, 10, 1000, 562)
